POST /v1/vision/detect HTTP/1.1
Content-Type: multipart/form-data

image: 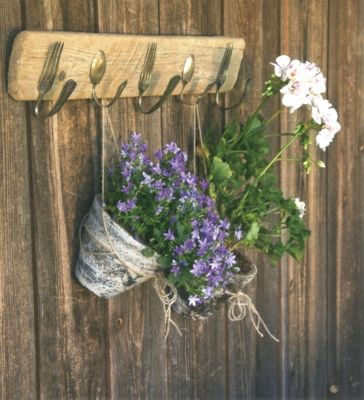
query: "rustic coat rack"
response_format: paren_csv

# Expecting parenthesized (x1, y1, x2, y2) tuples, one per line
(8, 31, 247, 117)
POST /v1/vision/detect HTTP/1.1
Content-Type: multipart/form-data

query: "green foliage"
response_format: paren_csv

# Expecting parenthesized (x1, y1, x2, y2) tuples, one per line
(201, 114, 310, 264)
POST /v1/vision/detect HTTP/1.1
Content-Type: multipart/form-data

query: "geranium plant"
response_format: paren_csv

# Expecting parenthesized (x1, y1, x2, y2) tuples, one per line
(198, 55, 340, 263)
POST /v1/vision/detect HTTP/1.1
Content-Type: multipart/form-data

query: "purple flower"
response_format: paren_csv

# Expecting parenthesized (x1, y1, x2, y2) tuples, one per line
(188, 295, 201, 307)
(197, 238, 210, 257)
(141, 172, 153, 185)
(163, 229, 175, 241)
(130, 132, 142, 143)
(121, 182, 133, 194)
(117, 198, 137, 212)
(151, 179, 164, 191)
(183, 239, 195, 251)
(200, 179, 209, 191)
(181, 172, 196, 186)
(191, 260, 207, 276)
(170, 158, 185, 173)
(155, 149, 163, 161)
(165, 142, 179, 154)
(157, 187, 173, 201)
(152, 163, 162, 174)
(220, 219, 230, 230)
(202, 286, 214, 299)
(225, 252, 236, 267)
(171, 260, 181, 275)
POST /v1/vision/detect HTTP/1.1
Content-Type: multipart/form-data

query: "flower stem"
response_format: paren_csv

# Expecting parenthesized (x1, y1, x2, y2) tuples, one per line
(256, 130, 301, 182)
(265, 107, 283, 126)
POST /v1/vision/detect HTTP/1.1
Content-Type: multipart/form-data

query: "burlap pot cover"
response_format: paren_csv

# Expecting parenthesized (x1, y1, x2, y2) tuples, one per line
(172, 254, 257, 320)
(75, 195, 159, 298)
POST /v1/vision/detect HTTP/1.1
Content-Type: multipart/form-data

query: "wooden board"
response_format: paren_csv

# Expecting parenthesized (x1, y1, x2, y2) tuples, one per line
(8, 31, 245, 101)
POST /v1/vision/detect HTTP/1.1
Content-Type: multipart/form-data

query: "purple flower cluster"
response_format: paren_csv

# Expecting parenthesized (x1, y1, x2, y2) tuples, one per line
(106, 133, 238, 307)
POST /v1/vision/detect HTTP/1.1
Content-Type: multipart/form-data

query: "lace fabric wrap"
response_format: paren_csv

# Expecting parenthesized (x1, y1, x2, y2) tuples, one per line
(75, 195, 159, 298)
(172, 254, 257, 319)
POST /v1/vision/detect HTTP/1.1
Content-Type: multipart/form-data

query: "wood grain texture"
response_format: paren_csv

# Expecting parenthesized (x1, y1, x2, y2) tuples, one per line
(8, 30, 245, 100)
(0, 1, 37, 399)
(327, 1, 364, 399)
(23, 1, 109, 399)
(279, 1, 331, 399)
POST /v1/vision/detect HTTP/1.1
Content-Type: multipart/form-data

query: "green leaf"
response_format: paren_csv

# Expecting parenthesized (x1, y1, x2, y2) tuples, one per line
(316, 160, 326, 168)
(210, 156, 232, 185)
(158, 256, 172, 271)
(141, 247, 155, 257)
(245, 221, 260, 242)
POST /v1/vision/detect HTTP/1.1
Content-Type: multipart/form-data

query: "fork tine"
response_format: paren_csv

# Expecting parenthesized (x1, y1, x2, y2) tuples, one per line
(217, 43, 233, 84)
(38, 41, 64, 93)
(143, 43, 156, 79)
(47, 42, 63, 82)
(38, 42, 57, 89)
(139, 44, 151, 85)
(144, 44, 156, 84)
(139, 42, 157, 91)
(217, 44, 233, 80)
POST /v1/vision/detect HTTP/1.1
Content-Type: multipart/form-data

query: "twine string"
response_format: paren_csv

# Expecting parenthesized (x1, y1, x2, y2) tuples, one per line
(227, 291, 279, 342)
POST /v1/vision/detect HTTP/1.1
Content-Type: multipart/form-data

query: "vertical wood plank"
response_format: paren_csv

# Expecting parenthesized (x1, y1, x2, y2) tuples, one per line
(96, 1, 168, 399)
(280, 0, 329, 398)
(327, 1, 364, 399)
(158, 2, 227, 399)
(223, 1, 281, 399)
(0, 1, 37, 399)
(23, 1, 109, 399)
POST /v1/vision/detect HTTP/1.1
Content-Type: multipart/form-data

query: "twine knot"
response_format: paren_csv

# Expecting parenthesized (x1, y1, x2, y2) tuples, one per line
(227, 291, 279, 342)
(153, 275, 182, 339)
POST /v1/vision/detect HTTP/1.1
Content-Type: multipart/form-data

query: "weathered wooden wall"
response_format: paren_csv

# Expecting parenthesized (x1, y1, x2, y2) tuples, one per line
(0, 1, 363, 399)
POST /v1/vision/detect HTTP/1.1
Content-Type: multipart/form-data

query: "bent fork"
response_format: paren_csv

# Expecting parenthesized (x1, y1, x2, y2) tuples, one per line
(34, 41, 76, 117)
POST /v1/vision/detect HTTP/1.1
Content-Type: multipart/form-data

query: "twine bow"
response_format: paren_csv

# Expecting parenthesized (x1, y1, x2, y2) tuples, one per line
(227, 291, 279, 342)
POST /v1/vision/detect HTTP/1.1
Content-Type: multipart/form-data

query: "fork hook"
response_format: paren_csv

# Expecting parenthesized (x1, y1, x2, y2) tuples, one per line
(214, 44, 251, 111)
(136, 43, 182, 114)
(90, 50, 128, 108)
(34, 79, 77, 118)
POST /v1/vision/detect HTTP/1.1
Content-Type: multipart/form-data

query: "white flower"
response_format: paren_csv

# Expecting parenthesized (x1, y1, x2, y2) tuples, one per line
(272, 55, 301, 81)
(311, 95, 341, 150)
(316, 128, 336, 150)
(294, 198, 306, 218)
(280, 81, 311, 113)
(273, 56, 327, 114)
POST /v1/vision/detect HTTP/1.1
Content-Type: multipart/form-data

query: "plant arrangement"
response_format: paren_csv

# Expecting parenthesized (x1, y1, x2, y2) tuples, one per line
(77, 55, 340, 321)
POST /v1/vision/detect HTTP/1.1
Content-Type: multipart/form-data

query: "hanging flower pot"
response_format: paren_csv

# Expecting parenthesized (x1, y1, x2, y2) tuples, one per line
(76, 134, 245, 313)
(75, 195, 159, 298)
